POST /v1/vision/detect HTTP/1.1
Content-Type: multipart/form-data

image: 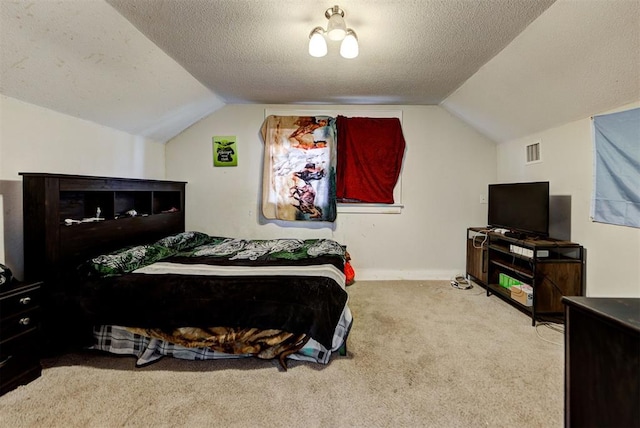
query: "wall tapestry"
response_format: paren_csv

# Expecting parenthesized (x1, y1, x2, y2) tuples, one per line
(260, 115, 337, 222)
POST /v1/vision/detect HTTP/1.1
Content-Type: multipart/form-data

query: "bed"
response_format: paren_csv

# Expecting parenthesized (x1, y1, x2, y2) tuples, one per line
(79, 232, 352, 368)
(20, 173, 352, 370)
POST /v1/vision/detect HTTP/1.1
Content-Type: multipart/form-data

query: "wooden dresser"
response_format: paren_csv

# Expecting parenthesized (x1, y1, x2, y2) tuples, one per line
(563, 297, 640, 427)
(0, 281, 43, 395)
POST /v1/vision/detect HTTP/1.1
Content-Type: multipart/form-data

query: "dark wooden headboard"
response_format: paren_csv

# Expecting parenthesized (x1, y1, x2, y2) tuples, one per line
(21, 173, 186, 282)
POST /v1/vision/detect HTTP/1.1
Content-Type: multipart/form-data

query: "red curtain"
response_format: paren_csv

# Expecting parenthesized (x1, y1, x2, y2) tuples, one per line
(336, 116, 406, 204)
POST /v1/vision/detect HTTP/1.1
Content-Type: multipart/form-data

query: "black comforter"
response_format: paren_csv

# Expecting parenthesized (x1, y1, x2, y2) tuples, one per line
(73, 234, 349, 350)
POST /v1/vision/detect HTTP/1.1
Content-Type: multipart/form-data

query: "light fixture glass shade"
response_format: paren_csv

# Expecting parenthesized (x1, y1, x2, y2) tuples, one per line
(326, 13, 347, 41)
(340, 30, 358, 58)
(309, 28, 327, 57)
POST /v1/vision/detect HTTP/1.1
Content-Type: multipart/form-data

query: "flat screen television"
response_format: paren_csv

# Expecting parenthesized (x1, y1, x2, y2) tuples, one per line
(488, 181, 550, 237)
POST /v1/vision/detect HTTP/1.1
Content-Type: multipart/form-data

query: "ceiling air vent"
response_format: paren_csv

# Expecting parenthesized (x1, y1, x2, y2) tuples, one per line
(526, 141, 541, 164)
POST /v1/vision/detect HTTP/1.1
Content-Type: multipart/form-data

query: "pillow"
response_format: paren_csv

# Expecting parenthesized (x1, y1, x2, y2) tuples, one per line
(81, 244, 175, 278)
(154, 231, 212, 252)
(305, 239, 346, 258)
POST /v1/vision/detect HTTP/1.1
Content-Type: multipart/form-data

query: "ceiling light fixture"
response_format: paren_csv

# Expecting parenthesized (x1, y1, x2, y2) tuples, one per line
(308, 5, 359, 59)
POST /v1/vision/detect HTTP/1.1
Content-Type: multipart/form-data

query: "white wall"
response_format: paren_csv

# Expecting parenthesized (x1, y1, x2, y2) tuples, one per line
(166, 104, 497, 280)
(0, 95, 166, 279)
(497, 102, 640, 297)
(6, 94, 635, 296)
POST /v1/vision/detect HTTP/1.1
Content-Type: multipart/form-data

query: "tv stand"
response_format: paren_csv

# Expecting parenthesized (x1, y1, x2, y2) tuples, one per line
(504, 231, 526, 239)
(466, 227, 584, 325)
(466, 228, 488, 286)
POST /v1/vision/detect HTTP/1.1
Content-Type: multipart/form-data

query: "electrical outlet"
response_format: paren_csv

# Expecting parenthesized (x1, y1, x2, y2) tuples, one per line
(480, 195, 487, 204)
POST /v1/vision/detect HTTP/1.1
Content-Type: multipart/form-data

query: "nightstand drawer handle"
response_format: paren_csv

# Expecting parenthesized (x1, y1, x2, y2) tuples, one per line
(19, 317, 31, 326)
(0, 355, 12, 368)
(19, 297, 32, 305)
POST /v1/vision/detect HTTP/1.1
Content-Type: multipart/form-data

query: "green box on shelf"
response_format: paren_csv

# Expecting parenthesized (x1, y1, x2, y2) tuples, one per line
(499, 273, 522, 288)
(499, 273, 509, 288)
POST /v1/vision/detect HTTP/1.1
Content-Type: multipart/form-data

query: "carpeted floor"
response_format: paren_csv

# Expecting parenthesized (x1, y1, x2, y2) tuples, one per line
(0, 280, 565, 427)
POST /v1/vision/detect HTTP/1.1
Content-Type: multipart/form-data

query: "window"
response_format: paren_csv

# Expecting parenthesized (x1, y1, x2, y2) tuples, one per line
(264, 108, 404, 214)
(591, 107, 640, 228)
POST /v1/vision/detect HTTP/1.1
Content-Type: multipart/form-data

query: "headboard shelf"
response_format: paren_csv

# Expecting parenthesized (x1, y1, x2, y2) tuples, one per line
(20, 173, 186, 281)
(58, 213, 183, 262)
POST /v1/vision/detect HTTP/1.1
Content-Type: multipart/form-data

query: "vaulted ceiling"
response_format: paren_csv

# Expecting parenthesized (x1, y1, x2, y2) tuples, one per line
(1, 1, 638, 144)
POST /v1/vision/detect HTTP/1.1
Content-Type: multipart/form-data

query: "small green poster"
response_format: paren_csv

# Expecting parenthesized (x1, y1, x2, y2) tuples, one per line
(213, 136, 238, 167)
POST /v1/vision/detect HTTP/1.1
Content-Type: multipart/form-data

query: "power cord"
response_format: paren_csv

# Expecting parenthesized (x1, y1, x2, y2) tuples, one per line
(535, 321, 564, 346)
(450, 275, 473, 290)
(472, 229, 489, 249)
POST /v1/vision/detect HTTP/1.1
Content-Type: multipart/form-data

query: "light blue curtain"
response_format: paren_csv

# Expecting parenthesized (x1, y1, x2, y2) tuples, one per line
(592, 107, 640, 228)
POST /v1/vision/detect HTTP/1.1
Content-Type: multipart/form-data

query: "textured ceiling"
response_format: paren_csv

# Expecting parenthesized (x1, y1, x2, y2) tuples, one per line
(443, 0, 640, 142)
(0, 0, 224, 143)
(1, 0, 638, 144)
(106, 0, 556, 105)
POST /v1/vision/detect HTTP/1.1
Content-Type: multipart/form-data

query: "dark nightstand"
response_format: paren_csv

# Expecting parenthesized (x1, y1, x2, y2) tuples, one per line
(0, 281, 43, 395)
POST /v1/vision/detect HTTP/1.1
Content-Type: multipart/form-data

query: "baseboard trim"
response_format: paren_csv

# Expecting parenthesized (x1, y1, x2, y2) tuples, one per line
(352, 269, 460, 281)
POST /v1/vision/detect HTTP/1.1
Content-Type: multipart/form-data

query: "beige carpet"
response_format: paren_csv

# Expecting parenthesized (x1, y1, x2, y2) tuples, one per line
(0, 280, 565, 427)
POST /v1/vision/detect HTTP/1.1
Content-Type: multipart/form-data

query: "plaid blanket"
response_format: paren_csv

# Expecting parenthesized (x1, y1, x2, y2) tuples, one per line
(92, 305, 352, 367)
